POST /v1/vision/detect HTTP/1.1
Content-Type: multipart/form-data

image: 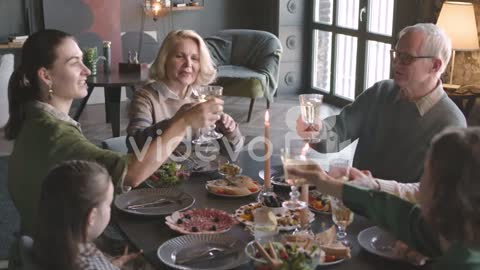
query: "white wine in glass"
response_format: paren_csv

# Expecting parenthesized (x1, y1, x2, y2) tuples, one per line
(299, 94, 323, 126)
(330, 196, 353, 246)
(192, 85, 223, 144)
(328, 158, 350, 181)
(280, 147, 313, 211)
(299, 94, 323, 142)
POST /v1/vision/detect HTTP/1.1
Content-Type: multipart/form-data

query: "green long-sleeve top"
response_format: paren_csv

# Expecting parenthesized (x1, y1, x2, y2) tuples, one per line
(343, 184, 480, 269)
(8, 102, 128, 235)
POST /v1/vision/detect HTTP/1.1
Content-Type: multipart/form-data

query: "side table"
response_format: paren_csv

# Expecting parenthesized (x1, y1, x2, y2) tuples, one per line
(74, 71, 148, 137)
(444, 84, 479, 118)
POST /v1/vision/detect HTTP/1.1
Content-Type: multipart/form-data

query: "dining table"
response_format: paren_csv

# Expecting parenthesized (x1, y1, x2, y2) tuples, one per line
(114, 148, 425, 270)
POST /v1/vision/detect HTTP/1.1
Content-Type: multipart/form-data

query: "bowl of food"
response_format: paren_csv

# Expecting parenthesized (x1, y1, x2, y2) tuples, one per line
(245, 240, 321, 270)
(145, 161, 190, 188)
(308, 190, 331, 214)
(218, 162, 242, 177)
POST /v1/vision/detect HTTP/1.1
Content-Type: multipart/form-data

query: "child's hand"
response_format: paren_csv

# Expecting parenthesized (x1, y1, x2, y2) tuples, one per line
(111, 245, 143, 268)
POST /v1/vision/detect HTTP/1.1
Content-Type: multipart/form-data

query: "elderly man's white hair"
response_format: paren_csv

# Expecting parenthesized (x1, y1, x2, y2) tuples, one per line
(398, 23, 452, 74)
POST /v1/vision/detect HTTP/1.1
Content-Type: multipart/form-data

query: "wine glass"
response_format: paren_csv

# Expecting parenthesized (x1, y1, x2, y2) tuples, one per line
(328, 158, 350, 180)
(299, 94, 323, 142)
(192, 85, 223, 144)
(253, 207, 278, 241)
(281, 146, 317, 237)
(280, 147, 309, 211)
(327, 158, 353, 246)
(329, 195, 354, 247)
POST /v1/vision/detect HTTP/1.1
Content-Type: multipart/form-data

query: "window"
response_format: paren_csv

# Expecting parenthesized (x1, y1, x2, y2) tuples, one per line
(311, 0, 396, 103)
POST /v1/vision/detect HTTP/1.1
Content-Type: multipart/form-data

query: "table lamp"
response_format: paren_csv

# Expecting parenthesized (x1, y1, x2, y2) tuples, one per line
(436, 1, 479, 88)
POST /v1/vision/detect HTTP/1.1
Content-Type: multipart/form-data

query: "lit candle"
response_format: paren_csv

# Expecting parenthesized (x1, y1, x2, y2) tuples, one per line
(264, 110, 271, 189)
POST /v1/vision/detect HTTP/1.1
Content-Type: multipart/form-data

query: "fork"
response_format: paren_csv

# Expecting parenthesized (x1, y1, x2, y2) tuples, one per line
(175, 247, 225, 265)
(126, 198, 173, 210)
(175, 241, 238, 265)
(127, 193, 183, 210)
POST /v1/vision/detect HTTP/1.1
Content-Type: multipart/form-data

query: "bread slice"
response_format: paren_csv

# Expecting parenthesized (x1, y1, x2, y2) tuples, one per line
(315, 225, 336, 245)
(206, 182, 251, 196)
(207, 176, 259, 196)
(320, 242, 351, 259)
(232, 175, 258, 190)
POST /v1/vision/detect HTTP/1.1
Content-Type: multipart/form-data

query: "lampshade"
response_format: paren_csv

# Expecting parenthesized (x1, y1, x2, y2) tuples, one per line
(436, 1, 479, 51)
(143, 0, 170, 21)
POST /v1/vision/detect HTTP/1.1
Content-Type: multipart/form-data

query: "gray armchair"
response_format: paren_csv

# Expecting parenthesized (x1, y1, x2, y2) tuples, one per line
(205, 29, 282, 122)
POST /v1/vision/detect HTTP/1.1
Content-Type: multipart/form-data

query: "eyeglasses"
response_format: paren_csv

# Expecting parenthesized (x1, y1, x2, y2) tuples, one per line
(390, 50, 435, 65)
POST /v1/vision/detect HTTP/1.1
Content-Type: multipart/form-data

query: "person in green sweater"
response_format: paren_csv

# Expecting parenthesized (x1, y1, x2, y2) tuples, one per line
(297, 23, 466, 183)
(288, 127, 480, 269)
(3, 29, 224, 235)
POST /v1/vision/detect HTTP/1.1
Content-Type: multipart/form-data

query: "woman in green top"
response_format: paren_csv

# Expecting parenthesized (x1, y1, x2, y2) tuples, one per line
(4, 29, 223, 235)
(288, 127, 480, 269)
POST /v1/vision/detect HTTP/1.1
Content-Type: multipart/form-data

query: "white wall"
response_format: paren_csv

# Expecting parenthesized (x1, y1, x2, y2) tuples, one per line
(0, 54, 14, 127)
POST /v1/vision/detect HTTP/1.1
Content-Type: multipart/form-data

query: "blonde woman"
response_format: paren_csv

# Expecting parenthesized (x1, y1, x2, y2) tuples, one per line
(127, 29, 243, 152)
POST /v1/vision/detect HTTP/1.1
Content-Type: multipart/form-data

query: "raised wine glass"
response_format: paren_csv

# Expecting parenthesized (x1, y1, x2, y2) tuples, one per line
(328, 158, 350, 180)
(192, 85, 223, 145)
(299, 94, 323, 142)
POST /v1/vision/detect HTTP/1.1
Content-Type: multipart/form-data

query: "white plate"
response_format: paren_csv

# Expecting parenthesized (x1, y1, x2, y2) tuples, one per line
(235, 202, 314, 231)
(165, 208, 237, 234)
(158, 234, 248, 270)
(114, 188, 194, 216)
(357, 226, 404, 261)
(317, 258, 345, 266)
(205, 185, 260, 198)
(205, 178, 261, 198)
(259, 166, 316, 189)
(258, 166, 289, 187)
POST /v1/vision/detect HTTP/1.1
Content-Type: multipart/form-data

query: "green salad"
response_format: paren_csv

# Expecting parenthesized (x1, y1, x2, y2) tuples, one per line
(149, 161, 188, 187)
(253, 242, 320, 270)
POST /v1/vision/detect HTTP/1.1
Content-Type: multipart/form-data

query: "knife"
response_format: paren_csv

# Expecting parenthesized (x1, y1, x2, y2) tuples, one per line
(175, 247, 242, 265)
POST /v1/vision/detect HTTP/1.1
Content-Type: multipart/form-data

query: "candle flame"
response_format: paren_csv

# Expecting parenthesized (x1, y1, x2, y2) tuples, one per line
(301, 143, 309, 156)
(264, 110, 270, 123)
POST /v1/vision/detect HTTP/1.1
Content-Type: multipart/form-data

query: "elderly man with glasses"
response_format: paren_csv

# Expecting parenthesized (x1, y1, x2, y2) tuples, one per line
(298, 23, 466, 188)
